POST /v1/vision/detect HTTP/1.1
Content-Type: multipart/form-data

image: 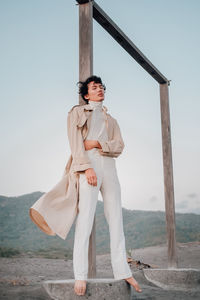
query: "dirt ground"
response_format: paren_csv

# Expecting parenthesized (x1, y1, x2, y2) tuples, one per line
(0, 242, 200, 299)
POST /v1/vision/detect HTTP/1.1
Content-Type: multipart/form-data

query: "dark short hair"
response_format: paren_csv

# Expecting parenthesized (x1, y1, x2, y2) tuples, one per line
(77, 75, 106, 104)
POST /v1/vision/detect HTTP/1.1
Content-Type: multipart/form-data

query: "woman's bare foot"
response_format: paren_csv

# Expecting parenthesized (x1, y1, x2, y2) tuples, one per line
(74, 280, 87, 296)
(123, 276, 142, 293)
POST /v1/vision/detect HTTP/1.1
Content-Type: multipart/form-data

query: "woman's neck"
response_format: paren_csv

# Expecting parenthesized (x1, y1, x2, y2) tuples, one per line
(88, 100, 103, 109)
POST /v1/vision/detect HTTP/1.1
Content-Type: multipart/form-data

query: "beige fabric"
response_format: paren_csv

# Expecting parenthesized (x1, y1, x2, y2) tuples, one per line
(29, 103, 125, 240)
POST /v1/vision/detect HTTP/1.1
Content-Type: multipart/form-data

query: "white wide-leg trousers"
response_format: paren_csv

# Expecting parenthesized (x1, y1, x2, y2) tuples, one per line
(73, 148, 132, 280)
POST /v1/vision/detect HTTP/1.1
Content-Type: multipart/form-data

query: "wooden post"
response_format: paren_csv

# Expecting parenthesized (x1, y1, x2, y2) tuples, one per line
(159, 83, 178, 268)
(78, 0, 96, 278)
(79, 1, 93, 105)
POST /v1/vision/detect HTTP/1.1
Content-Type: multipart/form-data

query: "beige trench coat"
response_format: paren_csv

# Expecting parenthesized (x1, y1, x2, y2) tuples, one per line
(29, 103, 125, 240)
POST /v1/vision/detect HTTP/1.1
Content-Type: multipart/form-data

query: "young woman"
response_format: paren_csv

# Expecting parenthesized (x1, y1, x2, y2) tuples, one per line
(70, 75, 142, 296)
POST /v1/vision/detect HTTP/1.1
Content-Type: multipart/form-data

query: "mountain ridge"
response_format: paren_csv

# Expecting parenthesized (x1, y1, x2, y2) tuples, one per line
(0, 192, 199, 254)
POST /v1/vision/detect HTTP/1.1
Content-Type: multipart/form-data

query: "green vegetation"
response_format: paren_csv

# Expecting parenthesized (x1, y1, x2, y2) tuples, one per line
(0, 192, 199, 258)
(0, 246, 21, 257)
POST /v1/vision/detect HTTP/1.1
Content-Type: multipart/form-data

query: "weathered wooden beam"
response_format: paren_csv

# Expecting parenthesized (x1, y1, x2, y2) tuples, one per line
(92, 0, 168, 84)
(159, 83, 178, 268)
(79, 1, 96, 278)
(76, 0, 168, 83)
(79, 1, 93, 105)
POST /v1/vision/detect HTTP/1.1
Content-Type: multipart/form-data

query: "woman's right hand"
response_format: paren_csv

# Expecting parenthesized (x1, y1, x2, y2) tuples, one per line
(85, 168, 97, 186)
(84, 140, 100, 150)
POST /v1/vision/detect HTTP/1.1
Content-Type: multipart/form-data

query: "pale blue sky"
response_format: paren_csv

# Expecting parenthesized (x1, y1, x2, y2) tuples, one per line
(0, 0, 200, 213)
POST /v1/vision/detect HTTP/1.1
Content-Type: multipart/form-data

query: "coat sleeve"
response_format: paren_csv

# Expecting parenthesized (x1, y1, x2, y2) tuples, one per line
(97, 118, 125, 158)
(67, 108, 92, 172)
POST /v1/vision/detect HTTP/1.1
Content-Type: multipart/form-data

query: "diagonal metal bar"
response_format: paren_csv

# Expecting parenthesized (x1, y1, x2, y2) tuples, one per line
(76, 0, 169, 84)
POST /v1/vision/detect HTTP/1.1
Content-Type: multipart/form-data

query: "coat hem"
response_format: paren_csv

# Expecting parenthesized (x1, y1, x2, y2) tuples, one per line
(29, 208, 56, 236)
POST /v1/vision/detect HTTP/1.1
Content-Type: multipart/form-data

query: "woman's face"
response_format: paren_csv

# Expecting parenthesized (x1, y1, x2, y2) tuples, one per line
(85, 81, 105, 101)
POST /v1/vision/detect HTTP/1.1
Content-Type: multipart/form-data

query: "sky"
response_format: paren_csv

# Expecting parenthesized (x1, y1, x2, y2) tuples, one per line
(0, 0, 200, 214)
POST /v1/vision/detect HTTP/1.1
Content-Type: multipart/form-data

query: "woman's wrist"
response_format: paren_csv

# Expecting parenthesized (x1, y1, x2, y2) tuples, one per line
(96, 141, 102, 149)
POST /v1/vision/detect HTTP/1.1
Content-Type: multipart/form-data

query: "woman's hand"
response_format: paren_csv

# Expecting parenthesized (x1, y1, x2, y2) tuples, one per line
(84, 140, 102, 150)
(85, 168, 97, 186)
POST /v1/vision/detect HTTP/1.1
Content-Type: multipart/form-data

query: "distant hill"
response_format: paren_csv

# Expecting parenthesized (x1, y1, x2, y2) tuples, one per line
(0, 192, 200, 255)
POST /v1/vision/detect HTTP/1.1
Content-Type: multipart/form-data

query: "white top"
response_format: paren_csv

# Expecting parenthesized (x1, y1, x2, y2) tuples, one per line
(86, 100, 108, 143)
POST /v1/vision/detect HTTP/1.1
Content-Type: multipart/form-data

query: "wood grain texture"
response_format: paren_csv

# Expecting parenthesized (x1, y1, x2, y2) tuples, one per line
(159, 83, 178, 268)
(79, 1, 93, 105)
(79, 1, 96, 278)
